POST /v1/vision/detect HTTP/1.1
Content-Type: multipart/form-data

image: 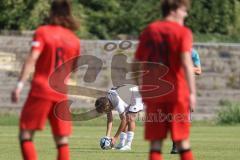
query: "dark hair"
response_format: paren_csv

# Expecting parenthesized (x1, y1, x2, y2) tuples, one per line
(161, 0, 191, 17)
(95, 97, 112, 113)
(48, 0, 79, 31)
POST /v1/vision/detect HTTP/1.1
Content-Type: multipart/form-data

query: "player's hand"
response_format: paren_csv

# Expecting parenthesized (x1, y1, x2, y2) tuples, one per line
(11, 88, 22, 103)
(111, 137, 117, 146)
(190, 93, 196, 112)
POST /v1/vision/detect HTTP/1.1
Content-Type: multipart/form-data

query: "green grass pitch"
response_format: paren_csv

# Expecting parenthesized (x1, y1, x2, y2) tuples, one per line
(0, 115, 240, 160)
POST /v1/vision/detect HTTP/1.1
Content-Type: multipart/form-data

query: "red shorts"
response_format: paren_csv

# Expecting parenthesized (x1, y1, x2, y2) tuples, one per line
(20, 96, 72, 136)
(144, 99, 190, 142)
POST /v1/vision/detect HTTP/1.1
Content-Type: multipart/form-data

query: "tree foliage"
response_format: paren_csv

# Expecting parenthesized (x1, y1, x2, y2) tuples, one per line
(186, 0, 237, 34)
(0, 0, 239, 40)
(0, 0, 48, 30)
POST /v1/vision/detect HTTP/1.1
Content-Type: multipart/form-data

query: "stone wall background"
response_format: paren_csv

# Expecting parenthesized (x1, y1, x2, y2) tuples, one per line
(0, 35, 240, 120)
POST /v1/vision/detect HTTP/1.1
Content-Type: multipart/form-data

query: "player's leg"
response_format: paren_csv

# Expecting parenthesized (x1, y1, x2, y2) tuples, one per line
(19, 96, 52, 160)
(119, 101, 144, 150)
(149, 140, 164, 160)
(115, 130, 127, 149)
(127, 112, 137, 132)
(170, 141, 179, 154)
(170, 101, 194, 160)
(115, 118, 129, 149)
(19, 130, 37, 160)
(175, 138, 194, 160)
(49, 100, 72, 160)
(54, 136, 70, 160)
(119, 112, 137, 150)
(145, 102, 168, 160)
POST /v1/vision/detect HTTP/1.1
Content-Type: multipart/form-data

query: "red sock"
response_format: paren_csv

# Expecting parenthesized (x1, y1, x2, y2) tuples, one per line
(57, 144, 70, 160)
(20, 140, 37, 160)
(180, 150, 194, 160)
(149, 151, 163, 160)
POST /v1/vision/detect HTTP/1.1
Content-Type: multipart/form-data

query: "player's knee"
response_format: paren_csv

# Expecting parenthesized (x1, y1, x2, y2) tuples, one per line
(19, 130, 34, 142)
(150, 140, 163, 152)
(175, 139, 191, 151)
(54, 136, 69, 145)
(126, 113, 136, 122)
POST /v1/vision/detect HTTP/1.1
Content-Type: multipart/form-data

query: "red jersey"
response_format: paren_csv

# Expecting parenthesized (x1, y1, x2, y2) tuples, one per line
(134, 20, 192, 103)
(29, 25, 80, 101)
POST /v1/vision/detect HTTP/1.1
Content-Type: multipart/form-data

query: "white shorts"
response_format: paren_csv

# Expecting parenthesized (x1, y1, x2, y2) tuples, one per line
(128, 104, 144, 113)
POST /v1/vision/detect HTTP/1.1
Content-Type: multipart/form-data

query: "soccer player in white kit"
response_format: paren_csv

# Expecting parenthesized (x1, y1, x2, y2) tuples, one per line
(95, 85, 144, 151)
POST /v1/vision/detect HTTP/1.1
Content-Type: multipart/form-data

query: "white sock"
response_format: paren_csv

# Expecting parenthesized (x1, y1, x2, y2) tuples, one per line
(126, 131, 134, 147)
(119, 132, 127, 146)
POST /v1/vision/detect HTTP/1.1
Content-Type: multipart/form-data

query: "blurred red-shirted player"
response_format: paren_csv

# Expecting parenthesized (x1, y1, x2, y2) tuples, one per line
(134, 0, 196, 160)
(11, 1, 80, 160)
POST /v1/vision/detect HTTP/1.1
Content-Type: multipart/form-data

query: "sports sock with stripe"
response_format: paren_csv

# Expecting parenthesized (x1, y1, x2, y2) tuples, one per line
(20, 140, 37, 160)
(57, 144, 70, 160)
(149, 150, 163, 160)
(180, 149, 194, 160)
(119, 132, 127, 146)
(126, 131, 134, 147)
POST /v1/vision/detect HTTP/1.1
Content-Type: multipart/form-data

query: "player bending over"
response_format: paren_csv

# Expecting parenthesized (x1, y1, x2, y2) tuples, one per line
(95, 85, 144, 151)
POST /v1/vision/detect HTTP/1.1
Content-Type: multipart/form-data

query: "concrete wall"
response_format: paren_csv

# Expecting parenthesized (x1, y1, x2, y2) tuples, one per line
(0, 35, 240, 120)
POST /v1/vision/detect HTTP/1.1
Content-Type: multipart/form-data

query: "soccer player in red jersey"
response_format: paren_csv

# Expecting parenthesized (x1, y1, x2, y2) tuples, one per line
(11, 1, 80, 160)
(171, 48, 201, 154)
(134, 0, 196, 160)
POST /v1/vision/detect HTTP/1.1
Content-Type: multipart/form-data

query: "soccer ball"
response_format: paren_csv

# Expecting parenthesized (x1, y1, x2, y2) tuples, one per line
(99, 137, 112, 150)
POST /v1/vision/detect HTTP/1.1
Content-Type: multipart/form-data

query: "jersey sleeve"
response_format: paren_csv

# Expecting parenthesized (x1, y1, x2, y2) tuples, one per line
(191, 49, 201, 67)
(31, 27, 45, 53)
(180, 28, 193, 54)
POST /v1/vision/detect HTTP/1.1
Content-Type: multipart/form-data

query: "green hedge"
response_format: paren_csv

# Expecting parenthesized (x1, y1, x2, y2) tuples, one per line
(217, 100, 240, 125)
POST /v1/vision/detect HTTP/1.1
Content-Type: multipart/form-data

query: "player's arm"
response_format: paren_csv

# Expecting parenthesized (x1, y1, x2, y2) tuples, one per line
(112, 113, 127, 144)
(18, 51, 41, 83)
(181, 53, 196, 112)
(11, 28, 44, 103)
(11, 50, 41, 103)
(106, 111, 113, 137)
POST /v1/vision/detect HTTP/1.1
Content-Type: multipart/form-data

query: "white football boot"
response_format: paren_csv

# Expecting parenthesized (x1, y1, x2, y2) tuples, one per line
(115, 132, 127, 149)
(115, 142, 125, 149)
(119, 144, 131, 151)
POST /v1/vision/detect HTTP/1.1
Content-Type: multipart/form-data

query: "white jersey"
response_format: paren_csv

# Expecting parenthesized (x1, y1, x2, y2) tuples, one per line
(106, 85, 144, 115)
